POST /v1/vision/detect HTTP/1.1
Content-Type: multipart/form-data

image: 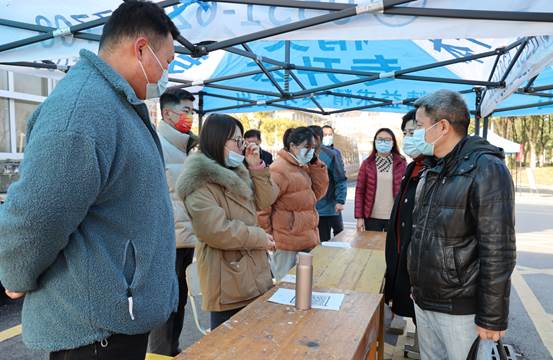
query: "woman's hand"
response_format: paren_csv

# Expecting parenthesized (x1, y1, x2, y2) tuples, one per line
(266, 234, 276, 251)
(356, 219, 365, 232)
(245, 143, 261, 168)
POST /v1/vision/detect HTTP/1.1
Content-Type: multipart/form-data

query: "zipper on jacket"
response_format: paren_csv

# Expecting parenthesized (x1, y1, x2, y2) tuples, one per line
(127, 288, 135, 320)
(123, 240, 137, 321)
(415, 175, 444, 282)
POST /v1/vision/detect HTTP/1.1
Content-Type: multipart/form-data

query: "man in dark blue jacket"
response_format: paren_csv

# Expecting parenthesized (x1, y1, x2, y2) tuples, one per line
(309, 125, 347, 242)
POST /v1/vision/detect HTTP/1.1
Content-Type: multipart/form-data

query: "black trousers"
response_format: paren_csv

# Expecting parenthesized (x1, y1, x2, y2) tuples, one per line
(148, 247, 195, 356)
(318, 215, 344, 242)
(210, 307, 244, 330)
(49, 333, 149, 360)
(364, 217, 389, 232)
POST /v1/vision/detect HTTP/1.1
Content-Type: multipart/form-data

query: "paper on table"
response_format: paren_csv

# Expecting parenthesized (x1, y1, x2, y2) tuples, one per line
(279, 274, 296, 283)
(321, 241, 352, 249)
(268, 288, 345, 311)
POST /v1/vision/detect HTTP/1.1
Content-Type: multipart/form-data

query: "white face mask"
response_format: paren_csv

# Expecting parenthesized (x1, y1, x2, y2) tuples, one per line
(225, 150, 245, 168)
(322, 135, 333, 146)
(138, 45, 168, 99)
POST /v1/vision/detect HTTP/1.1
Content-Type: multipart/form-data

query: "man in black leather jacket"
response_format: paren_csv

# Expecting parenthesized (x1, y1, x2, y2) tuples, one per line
(407, 90, 516, 359)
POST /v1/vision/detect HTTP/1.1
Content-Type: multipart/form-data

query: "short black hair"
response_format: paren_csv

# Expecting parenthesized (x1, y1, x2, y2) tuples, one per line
(99, 1, 180, 51)
(200, 114, 244, 167)
(244, 129, 262, 141)
(160, 87, 195, 111)
(283, 127, 315, 150)
(322, 125, 333, 131)
(401, 109, 417, 131)
(308, 125, 323, 141)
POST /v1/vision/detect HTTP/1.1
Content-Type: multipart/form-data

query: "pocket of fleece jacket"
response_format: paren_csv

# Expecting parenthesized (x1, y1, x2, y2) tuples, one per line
(86, 238, 177, 334)
(122, 240, 137, 320)
(220, 254, 261, 305)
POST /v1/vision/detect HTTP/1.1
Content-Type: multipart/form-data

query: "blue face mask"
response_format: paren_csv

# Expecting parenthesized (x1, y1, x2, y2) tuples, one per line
(375, 140, 393, 154)
(292, 148, 315, 165)
(402, 136, 422, 158)
(225, 150, 245, 168)
(412, 122, 443, 156)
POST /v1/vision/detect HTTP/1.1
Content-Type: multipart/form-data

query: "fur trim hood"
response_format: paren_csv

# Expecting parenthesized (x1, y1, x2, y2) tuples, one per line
(176, 152, 253, 201)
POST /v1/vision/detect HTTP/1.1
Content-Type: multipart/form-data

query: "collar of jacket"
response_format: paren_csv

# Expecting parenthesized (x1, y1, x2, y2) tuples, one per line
(79, 49, 144, 107)
(368, 152, 403, 164)
(176, 152, 253, 201)
(79, 49, 165, 165)
(427, 135, 504, 177)
(158, 121, 190, 153)
(278, 149, 303, 167)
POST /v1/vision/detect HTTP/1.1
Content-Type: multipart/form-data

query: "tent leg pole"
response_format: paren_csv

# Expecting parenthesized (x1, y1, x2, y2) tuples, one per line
(483, 116, 490, 139)
(198, 92, 205, 133)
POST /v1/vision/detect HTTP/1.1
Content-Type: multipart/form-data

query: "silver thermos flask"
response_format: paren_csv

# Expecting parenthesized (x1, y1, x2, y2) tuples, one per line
(295, 252, 313, 310)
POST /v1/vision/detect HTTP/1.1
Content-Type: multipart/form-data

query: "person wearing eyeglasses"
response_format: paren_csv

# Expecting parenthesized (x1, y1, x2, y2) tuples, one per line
(148, 87, 198, 356)
(258, 127, 329, 280)
(176, 114, 278, 330)
(355, 128, 407, 232)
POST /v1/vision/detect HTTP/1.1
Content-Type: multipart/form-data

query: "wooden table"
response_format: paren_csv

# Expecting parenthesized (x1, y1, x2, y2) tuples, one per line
(176, 285, 382, 360)
(296, 231, 387, 359)
(333, 229, 386, 251)
(177, 231, 388, 360)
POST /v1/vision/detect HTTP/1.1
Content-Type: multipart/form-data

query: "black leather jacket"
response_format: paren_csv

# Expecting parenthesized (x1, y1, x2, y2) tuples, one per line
(407, 136, 516, 331)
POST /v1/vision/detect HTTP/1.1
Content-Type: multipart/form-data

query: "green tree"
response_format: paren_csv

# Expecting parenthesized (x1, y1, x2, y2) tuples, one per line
(235, 112, 307, 149)
(492, 115, 553, 168)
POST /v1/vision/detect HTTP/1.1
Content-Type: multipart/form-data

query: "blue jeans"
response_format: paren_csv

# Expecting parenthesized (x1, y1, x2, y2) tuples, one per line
(415, 303, 494, 360)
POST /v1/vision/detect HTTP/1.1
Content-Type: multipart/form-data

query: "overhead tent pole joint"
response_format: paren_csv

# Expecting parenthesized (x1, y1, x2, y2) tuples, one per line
(379, 71, 396, 79)
(52, 27, 73, 38)
(356, 1, 384, 15)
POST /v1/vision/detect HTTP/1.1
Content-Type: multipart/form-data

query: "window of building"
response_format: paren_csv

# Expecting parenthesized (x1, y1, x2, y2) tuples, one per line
(13, 72, 49, 97)
(14, 100, 39, 153)
(0, 98, 10, 153)
(0, 70, 8, 90)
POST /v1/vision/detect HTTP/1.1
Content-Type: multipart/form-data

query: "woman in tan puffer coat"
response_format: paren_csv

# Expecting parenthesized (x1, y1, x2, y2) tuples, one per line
(177, 114, 278, 330)
(258, 127, 329, 280)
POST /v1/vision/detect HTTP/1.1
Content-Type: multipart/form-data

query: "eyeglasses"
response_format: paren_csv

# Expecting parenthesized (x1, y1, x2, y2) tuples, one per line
(229, 136, 245, 149)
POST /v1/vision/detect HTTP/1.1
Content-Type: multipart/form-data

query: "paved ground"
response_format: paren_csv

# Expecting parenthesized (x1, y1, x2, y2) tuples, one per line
(1, 187, 552, 359)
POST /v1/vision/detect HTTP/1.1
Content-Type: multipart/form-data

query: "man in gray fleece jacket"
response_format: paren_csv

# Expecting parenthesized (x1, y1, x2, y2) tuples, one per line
(0, 2, 180, 359)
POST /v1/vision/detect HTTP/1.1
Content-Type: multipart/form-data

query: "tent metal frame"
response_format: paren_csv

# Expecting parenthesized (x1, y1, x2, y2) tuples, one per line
(1, 0, 553, 136)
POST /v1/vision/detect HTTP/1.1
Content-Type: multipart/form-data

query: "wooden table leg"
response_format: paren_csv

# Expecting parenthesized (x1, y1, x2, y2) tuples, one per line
(378, 298, 384, 360)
